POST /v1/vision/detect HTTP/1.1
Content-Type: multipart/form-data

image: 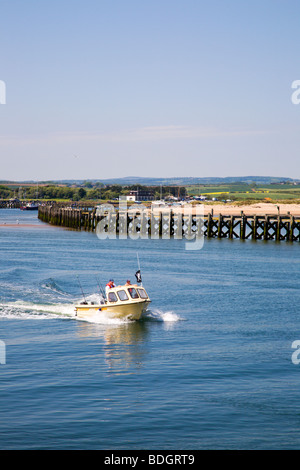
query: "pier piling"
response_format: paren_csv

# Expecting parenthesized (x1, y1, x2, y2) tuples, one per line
(37, 205, 300, 243)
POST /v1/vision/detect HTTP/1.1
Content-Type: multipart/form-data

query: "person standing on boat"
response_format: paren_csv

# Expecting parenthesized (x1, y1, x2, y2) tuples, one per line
(105, 279, 115, 297)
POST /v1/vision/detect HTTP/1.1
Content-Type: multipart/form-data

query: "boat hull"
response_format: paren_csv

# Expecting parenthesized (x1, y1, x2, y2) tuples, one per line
(20, 206, 38, 211)
(75, 300, 151, 321)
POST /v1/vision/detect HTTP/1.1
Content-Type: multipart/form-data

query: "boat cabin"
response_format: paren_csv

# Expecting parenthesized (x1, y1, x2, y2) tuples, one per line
(106, 285, 149, 304)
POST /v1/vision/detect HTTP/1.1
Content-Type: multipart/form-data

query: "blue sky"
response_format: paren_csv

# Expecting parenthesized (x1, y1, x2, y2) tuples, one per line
(1, 0, 300, 181)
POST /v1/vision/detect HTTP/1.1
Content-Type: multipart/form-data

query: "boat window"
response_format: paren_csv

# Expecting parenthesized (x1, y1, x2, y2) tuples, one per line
(117, 290, 129, 301)
(128, 287, 139, 299)
(137, 288, 148, 299)
(108, 292, 118, 303)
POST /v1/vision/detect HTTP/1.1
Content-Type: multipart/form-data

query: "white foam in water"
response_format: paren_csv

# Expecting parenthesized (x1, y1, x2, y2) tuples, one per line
(144, 308, 183, 322)
(77, 312, 131, 325)
(0, 301, 76, 320)
(0, 299, 134, 325)
(160, 311, 182, 322)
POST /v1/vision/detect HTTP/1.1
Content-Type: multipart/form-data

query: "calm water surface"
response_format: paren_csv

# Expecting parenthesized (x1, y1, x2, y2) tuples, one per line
(1, 208, 300, 450)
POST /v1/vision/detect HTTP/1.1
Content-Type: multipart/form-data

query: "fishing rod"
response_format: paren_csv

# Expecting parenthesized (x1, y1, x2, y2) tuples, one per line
(76, 275, 87, 303)
(96, 275, 106, 302)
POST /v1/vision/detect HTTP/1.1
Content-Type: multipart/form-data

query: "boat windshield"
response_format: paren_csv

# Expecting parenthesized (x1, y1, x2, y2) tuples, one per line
(128, 287, 139, 299)
(108, 292, 118, 302)
(137, 288, 148, 299)
(117, 290, 129, 301)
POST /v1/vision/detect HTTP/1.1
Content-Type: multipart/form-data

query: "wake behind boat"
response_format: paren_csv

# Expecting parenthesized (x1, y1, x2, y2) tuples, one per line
(75, 282, 151, 321)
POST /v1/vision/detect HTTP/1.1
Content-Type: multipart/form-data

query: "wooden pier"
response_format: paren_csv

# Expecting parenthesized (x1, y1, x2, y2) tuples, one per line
(0, 200, 21, 208)
(37, 204, 300, 242)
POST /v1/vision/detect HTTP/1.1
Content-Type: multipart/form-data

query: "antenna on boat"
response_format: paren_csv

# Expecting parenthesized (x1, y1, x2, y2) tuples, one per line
(76, 275, 87, 303)
(137, 252, 141, 272)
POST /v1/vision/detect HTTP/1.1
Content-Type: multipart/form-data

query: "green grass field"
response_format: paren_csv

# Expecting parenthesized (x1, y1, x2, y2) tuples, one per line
(186, 183, 300, 202)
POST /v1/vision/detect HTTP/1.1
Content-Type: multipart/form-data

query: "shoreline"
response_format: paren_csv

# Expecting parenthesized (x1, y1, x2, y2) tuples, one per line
(0, 223, 60, 228)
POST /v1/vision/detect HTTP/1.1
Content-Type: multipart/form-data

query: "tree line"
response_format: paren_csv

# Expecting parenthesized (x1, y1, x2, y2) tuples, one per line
(0, 184, 187, 201)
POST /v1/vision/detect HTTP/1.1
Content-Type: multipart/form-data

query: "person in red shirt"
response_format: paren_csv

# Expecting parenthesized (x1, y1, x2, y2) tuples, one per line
(105, 279, 115, 297)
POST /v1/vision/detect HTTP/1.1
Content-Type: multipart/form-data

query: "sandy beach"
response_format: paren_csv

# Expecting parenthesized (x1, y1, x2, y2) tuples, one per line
(152, 202, 300, 216)
(201, 202, 300, 216)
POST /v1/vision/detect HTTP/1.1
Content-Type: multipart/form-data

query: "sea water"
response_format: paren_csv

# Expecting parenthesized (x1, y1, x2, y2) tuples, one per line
(1, 208, 300, 450)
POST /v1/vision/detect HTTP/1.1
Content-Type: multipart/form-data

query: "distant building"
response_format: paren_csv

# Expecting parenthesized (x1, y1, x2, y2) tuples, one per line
(126, 190, 154, 202)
